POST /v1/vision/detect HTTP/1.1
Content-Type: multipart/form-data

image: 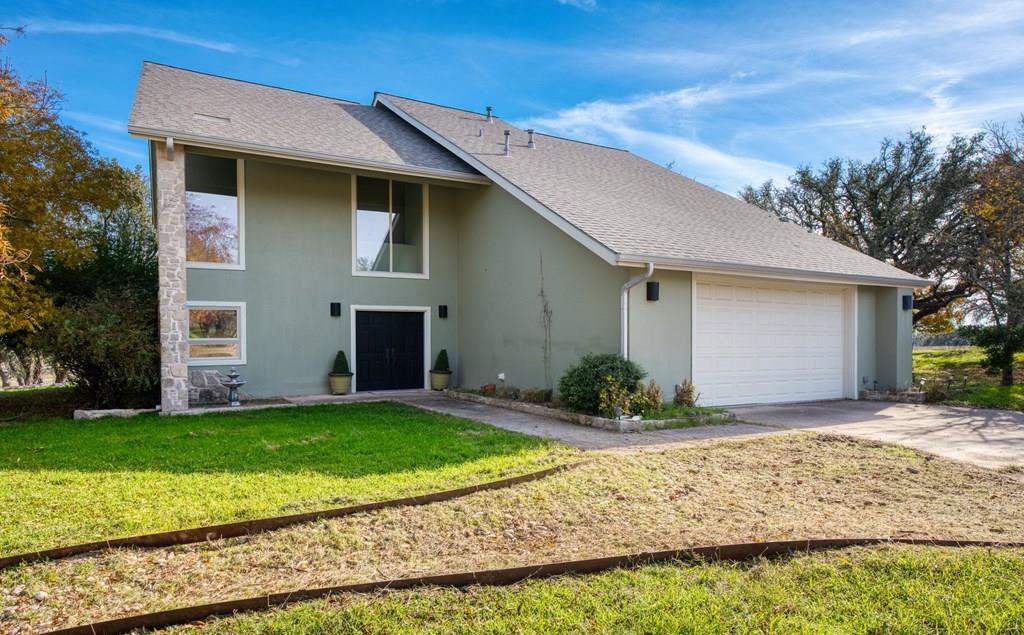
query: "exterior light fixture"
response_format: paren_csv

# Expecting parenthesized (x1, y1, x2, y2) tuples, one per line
(646, 281, 660, 302)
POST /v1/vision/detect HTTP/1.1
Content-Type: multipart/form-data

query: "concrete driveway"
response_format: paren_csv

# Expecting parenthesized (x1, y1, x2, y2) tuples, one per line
(733, 400, 1024, 470)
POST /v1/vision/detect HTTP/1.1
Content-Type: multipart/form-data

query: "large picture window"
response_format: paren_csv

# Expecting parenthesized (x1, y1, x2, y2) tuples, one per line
(353, 176, 427, 277)
(186, 154, 244, 269)
(187, 302, 246, 365)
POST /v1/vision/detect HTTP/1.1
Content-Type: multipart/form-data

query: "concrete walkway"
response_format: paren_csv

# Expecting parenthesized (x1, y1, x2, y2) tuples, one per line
(397, 392, 774, 451)
(733, 400, 1024, 470)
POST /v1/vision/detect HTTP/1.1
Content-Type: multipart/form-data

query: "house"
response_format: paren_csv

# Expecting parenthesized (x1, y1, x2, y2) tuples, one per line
(129, 62, 925, 413)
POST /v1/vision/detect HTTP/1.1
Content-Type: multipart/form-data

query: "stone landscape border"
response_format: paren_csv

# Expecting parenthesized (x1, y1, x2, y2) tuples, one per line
(45, 537, 1024, 635)
(446, 390, 736, 432)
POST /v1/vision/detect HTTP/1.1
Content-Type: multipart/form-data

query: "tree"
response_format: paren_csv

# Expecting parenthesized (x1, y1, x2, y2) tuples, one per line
(740, 130, 983, 325)
(960, 117, 1024, 385)
(0, 30, 142, 336)
(32, 196, 159, 407)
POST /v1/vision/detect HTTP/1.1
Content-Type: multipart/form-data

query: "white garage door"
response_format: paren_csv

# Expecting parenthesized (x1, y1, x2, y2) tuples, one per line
(693, 277, 848, 406)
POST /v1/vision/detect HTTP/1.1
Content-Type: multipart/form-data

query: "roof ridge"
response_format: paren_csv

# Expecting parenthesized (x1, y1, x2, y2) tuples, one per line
(378, 93, 630, 153)
(142, 61, 362, 105)
(532, 131, 629, 153)
(375, 92, 492, 119)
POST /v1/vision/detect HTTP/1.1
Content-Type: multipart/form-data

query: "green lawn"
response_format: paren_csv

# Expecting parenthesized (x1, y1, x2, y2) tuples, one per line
(0, 402, 571, 556)
(181, 545, 1024, 634)
(913, 347, 1024, 410)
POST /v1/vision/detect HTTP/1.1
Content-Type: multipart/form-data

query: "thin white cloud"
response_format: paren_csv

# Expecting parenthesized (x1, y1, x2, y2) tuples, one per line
(522, 79, 797, 192)
(837, 0, 1024, 47)
(63, 111, 125, 133)
(27, 19, 237, 52)
(557, 0, 597, 10)
(24, 19, 301, 66)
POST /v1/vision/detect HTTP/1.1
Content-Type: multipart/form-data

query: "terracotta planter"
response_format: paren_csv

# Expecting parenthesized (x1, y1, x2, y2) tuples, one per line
(429, 370, 452, 391)
(328, 373, 353, 395)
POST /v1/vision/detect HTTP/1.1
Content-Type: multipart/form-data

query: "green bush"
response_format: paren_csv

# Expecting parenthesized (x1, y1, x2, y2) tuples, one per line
(33, 207, 159, 408)
(559, 353, 646, 414)
(331, 350, 350, 374)
(433, 349, 450, 372)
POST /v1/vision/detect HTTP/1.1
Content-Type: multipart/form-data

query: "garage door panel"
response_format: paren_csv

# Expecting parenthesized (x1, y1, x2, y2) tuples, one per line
(693, 278, 848, 406)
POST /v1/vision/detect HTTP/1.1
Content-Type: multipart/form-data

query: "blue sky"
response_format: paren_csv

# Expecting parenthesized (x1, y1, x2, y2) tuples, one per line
(5, 0, 1024, 193)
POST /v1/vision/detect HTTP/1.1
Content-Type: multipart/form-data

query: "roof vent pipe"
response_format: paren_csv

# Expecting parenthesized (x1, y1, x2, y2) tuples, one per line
(486, 106, 493, 122)
(503, 130, 511, 156)
(620, 262, 655, 359)
(526, 129, 536, 149)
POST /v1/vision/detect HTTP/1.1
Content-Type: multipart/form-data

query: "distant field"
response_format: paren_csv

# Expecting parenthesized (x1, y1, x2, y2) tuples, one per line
(914, 346, 1024, 410)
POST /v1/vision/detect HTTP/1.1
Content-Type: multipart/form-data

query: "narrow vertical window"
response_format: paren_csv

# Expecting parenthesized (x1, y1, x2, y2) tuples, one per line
(353, 176, 427, 276)
(185, 154, 243, 267)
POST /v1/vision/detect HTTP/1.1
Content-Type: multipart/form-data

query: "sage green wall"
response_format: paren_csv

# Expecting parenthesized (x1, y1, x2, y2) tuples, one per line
(187, 157, 460, 397)
(874, 286, 915, 390)
(454, 186, 626, 391)
(628, 270, 692, 397)
(856, 286, 878, 391)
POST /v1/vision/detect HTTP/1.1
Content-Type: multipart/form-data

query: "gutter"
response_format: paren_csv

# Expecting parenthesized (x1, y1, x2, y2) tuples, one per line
(126, 125, 491, 185)
(616, 254, 929, 289)
(620, 262, 655, 358)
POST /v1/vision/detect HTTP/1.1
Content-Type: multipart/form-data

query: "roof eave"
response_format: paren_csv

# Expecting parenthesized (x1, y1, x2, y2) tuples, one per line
(616, 254, 929, 288)
(127, 124, 490, 185)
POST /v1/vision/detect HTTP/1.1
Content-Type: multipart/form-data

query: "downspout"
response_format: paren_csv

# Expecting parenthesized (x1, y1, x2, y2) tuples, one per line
(620, 262, 655, 359)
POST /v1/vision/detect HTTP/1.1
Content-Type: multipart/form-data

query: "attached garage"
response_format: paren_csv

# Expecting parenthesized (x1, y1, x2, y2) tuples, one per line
(692, 275, 856, 406)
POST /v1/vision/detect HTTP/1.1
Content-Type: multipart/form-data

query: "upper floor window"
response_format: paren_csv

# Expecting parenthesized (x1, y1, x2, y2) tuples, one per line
(353, 175, 427, 278)
(186, 154, 244, 269)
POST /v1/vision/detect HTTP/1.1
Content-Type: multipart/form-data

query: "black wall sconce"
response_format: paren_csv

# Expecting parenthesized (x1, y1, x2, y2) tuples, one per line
(902, 295, 913, 311)
(330, 302, 341, 317)
(438, 304, 449, 319)
(646, 281, 660, 302)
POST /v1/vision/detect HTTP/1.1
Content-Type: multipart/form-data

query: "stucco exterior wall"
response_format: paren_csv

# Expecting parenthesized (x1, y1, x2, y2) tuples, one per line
(856, 286, 878, 391)
(454, 185, 626, 391)
(627, 270, 692, 397)
(861, 285, 914, 391)
(187, 156, 460, 398)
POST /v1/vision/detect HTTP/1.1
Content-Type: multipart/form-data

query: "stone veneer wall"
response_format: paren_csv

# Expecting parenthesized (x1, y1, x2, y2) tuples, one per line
(155, 142, 189, 413)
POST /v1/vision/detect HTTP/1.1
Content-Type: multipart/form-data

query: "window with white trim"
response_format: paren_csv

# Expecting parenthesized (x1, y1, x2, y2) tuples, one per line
(353, 176, 426, 276)
(185, 154, 244, 269)
(187, 302, 246, 365)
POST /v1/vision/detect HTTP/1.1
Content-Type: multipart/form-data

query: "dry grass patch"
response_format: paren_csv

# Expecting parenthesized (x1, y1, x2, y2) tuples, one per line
(3, 432, 1023, 632)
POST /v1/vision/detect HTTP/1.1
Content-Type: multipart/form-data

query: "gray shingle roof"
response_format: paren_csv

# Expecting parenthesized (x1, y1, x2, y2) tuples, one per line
(129, 63, 480, 180)
(377, 94, 926, 286)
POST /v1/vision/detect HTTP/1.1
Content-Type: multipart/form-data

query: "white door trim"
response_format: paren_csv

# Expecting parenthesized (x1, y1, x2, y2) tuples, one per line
(350, 304, 431, 392)
(691, 273, 858, 405)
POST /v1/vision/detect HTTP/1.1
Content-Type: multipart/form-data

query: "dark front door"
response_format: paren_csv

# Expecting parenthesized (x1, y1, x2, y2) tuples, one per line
(355, 311, 424, 391)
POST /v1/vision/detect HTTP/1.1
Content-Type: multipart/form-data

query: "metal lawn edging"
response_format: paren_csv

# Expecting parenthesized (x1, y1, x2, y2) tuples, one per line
(44, 537, 1024, 635)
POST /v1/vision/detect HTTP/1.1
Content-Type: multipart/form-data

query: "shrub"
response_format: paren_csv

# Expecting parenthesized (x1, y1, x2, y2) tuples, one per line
(33, 207, 159, 408)
(558, 353, 647, 414)
(598, 375, 632, 418)
(674, 380, 699, 407)
(631, 379, 663, 416)
(433, 349, 450, 372)
(521, 388, 553, 404)
(331, 350, 350, 374)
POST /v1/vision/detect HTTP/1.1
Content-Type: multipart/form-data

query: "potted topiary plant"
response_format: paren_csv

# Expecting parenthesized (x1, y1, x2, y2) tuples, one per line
(430, 349, 452, 390)
(328, 350, 353, 395)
